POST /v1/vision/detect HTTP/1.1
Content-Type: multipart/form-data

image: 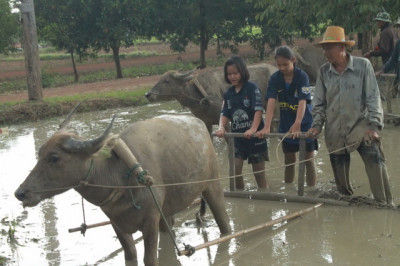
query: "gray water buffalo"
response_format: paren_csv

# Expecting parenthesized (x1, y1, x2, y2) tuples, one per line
(293, 45, 326, 85)
(145, 63, 278, 132)
(15, 113, 231, 266)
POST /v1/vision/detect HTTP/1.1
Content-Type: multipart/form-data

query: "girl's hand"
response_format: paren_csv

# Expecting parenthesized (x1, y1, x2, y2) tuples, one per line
(256, 128, 270, 139)
(244, 129, 256, 139)
(289, 122, 301, 139)
(215, 127, 226, 138)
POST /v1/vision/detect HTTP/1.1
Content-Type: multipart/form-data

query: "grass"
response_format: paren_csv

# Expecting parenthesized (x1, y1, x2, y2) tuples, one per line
(0, 56, 230, 94)
(0, 47, 165, 62)
(0, 88, 151, 125)
(1, 217, 20, 249)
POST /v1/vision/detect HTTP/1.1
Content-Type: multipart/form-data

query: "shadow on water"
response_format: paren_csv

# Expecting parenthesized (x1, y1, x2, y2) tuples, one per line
(1, 100, 400, 265)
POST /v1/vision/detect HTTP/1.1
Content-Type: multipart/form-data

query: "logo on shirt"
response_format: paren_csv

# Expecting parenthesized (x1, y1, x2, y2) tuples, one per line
(243, 97, 250, 107)
(232, 109, 252, 130)
(301, 86, 311, 94)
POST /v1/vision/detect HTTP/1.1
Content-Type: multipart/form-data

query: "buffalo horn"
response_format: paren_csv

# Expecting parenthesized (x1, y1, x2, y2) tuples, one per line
(59, 102, 82, 130)
(173, 70, 195, 80)
(62, 114, 116, 154)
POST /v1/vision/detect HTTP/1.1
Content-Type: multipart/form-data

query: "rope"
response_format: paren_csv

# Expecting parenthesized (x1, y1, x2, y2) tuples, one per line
(124, 164, 144, 210)
(146, 185, 183, 255)
(275, 132, 293, 164)
(30, 140, 359, 192)
(80, 197, 88, 236)
(79, 159, 94, 236)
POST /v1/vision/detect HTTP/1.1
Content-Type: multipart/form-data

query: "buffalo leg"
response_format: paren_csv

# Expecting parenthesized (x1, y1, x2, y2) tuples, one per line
(159, 215, 174, 232)
(202, 186, 231, 234)
(142, 215, 161, 266)
(111, 223, 138, 266)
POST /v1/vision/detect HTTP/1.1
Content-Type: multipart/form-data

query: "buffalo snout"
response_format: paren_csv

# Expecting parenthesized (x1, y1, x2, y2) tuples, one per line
(15, 187, 26, 201)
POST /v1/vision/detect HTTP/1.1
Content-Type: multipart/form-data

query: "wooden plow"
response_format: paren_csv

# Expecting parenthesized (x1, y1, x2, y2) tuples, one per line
(68, 198, 202, 233)
(178, 203, 323, 256)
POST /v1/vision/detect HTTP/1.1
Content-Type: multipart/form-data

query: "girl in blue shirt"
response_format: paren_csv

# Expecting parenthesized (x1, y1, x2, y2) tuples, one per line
(216, 55, 269, 190)
(257, 46, 317, 186)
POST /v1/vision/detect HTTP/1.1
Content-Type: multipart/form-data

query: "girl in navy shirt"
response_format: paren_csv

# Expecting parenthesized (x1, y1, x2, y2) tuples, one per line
(257, 46, 317, 186)
(216, 55, 269, 190)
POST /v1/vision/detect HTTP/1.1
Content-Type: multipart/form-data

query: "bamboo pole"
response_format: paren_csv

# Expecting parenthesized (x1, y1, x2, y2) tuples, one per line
(224, 190, 349, 206)
(68, 198, 203, 233)
(179, 203, 323, 256)
(213, 132, 312, 139)
(68, 221, 111, 233)
(297, 138, 306, 196)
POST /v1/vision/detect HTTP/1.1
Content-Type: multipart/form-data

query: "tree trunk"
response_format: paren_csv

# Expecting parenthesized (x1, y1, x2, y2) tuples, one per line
(112, 45, 123, 78)
(199, 0, 207, 69)
(21, 0, 43, 101)
(361, 31, 373, 55)
(70, 50, 79, 82)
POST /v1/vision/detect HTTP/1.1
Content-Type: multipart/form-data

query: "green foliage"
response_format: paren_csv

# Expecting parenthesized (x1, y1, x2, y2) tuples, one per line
(151, 0, 253, 67)
(1, 217, 20, 247)
(0, 0, 20, 54)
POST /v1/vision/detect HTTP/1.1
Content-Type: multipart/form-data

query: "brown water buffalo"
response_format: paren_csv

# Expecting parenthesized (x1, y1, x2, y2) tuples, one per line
(15, 113, 231, 266)
(293, 45, 326, 85)
(145, 63, 278, 132)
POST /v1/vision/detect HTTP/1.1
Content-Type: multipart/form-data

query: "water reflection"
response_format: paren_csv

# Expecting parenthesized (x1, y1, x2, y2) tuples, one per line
(1, 100, 400, 265)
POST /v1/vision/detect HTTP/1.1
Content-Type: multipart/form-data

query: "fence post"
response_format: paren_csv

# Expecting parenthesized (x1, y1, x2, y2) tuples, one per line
(227, 125, 236, 191)
(297, 138, 306, 196)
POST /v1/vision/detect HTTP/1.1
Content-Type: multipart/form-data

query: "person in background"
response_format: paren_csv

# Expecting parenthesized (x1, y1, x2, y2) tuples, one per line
(376, 18, 400, 98)
(257, 46, 317, 187)
(308, 26, 393, 205)
(363, 10, 395, 65)
(216, 55, 269, 190)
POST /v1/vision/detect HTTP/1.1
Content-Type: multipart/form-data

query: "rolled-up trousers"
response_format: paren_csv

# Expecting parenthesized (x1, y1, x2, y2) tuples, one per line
(329, 139, 392, 204)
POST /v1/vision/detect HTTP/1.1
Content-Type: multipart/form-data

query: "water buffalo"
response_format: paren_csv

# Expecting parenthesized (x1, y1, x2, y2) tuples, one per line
(293, 45, 326, 85)
(14, 113, 231, 266)
(145, 63, 278, 132)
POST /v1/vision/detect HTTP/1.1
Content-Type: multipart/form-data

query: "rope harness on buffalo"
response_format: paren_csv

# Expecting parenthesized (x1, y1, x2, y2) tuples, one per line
(101, 137, 188, 255)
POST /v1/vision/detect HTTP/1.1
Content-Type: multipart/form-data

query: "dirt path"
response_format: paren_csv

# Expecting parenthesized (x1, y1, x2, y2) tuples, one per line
(0, 75, 161, 103)
(0, 44, 260, 103)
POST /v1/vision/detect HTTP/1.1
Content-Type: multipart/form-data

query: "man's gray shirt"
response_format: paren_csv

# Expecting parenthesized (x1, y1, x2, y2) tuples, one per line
(312, 54, 383, 154)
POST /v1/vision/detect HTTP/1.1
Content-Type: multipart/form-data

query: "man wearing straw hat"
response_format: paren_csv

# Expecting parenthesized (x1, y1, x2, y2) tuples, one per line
(363, 10, 395, 65)
(307, 26, 393, 205)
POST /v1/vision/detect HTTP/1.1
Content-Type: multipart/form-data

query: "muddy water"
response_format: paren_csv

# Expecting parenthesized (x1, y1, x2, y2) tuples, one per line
(1, 100, 400, 266)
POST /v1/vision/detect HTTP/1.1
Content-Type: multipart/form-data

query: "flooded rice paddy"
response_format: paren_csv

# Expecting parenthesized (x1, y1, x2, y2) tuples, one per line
(1, 100, 400, 266)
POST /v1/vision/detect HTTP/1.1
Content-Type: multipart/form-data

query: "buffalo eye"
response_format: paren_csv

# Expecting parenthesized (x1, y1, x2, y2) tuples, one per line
(48, 153, 60, 163)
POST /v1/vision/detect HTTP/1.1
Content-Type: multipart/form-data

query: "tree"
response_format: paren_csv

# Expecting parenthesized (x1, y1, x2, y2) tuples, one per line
(248, 0, 322, 58)
(35, 0, 92, 82)
(87, 0, 153, 78)
(21, 0, 43, 101)
(249, 0, 400, 54)
(152, 0, 251, 68)
(0, 0, 20, 54)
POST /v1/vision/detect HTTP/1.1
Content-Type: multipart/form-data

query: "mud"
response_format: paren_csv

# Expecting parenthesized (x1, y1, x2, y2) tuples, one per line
(1, 100, 400, 265)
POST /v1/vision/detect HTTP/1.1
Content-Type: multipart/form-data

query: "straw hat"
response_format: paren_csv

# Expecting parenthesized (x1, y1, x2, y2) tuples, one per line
(314, 26, 355, 48)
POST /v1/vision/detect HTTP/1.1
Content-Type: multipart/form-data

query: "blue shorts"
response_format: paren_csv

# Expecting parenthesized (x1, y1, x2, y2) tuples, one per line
(282, 139, 318, 153)
(235, 148, 269, 164)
